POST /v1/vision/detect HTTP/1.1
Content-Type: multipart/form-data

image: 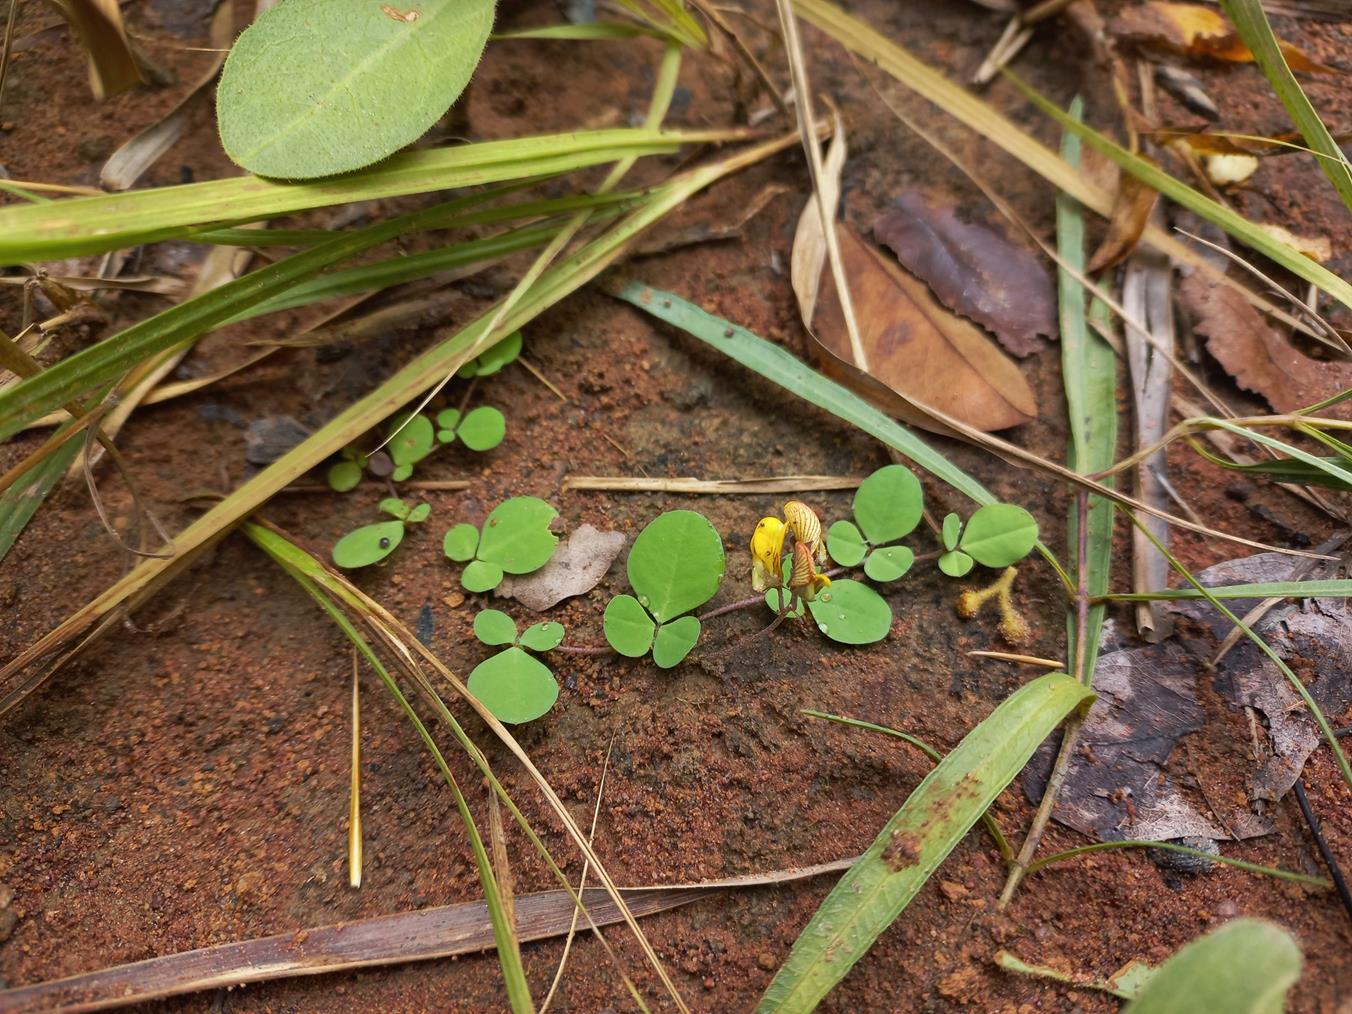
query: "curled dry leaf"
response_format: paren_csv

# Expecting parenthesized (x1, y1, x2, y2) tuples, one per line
(872, 191, 1055, 358)
(1087, 174, 1160, 273)
(812, 224, 1037, 434)
(1179, 273, 1352, 418)
(47, 0, 152, 98)
(1110, 2, 1333, 73)
(496, 524, 625, 611)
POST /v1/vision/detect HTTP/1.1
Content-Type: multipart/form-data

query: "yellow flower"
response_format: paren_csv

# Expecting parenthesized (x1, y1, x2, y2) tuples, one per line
(788, 542, 832, 602)
(750, 516, 786, 592)
(783, 500, 826, 565)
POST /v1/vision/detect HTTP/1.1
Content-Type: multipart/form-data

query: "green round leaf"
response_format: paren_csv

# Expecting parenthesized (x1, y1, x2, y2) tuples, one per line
(826, 519, 867, 567)
(852, 465, 923, 544)
(764, 586, 806, 618)
(941, 513, 962, 552)
(458, 405, 506, 452)
(406, 502, 431, 525)
(443, 523, 479, 562)
(388, 414, 436, 467)
(326, 460, 362, 492)
(216, 0, 496, 178)
(456, 359, 480, 380)
(807, 580, 892, 645)
(467, 647, 559, 724)
(519, 620, 565, 653)
(603, 594, 656, 657)
(435, 407, 462, 431)
(378, 496, 410, 520)
(332, 520, 404, 568)
(938, 549, 975, 578)
(473, 331, 523, 377)
(391, 463, 414, 483)
(864, 545, 914, 582)
(652, 616, 700, 669)
(477, 497, 559, 574)
(473, 609, 518, 646)
(626, 510, 725, 623)
(959, 503, 1039, 567)
(462, 558, 504, 593)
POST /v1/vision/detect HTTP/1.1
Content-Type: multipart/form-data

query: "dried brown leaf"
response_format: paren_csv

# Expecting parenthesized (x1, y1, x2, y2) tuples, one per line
(872, 191, 1055, 358)
(496, 524, 625, 612)
(1180, 273, 1352, 417)
(1087, 174, 1160, 273)
(1111, 2, 1334, 73)
(47, 0, 150, 99)
(813, 224, 1037, 434)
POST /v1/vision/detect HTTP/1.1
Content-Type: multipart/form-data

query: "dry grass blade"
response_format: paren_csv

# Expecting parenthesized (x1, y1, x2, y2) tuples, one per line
(560, 475, 863, 493)
(776, 0, 867, 371)
(789, 116, 845, 331)
(349, 649, 362, 889)
(100, 1, 233, 189)
(0, 860, 855, 1014)
(47, 0, 149, 99)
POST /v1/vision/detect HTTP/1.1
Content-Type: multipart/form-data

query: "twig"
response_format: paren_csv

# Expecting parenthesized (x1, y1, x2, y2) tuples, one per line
(1291, 777, 1352, 927)
(999, 714, 1086, 907)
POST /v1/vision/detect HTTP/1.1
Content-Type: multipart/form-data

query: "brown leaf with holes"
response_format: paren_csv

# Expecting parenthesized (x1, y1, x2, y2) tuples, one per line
(1179, 273, 1352, 418)
(812, 224, 1037, 434)
(1087, 174, 1160, 273)
(1111, 2, 1334, 73)
(872, 192, 1055, 358)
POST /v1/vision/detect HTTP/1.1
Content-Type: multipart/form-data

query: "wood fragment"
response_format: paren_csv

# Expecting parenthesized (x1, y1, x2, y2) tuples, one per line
(561, 475, 863, 494)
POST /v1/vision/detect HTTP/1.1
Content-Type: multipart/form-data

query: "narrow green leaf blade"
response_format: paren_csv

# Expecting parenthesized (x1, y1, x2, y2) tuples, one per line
(1219, 0, 1352, 213)
(1124, 918, 1300, 1014)
(611, 282, 999, 508)
(758, 672, 1093, 1012)
(0, 127, 696, 263)
(217, 0, 495, 178)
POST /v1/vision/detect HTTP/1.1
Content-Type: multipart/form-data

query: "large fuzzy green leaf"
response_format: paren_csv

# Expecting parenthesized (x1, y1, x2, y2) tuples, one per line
(217, 0, 496, 178)
(758, 672, 1094, 1012)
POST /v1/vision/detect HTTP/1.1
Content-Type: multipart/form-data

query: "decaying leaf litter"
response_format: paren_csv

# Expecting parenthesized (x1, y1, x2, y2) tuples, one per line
(2, 0, 1352, 1011)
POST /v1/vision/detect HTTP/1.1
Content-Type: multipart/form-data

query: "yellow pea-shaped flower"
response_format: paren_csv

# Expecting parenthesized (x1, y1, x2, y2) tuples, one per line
(750, 516, 786, 592)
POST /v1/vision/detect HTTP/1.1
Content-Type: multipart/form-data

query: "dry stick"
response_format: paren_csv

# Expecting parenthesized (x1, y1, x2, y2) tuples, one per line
(967, 650, 1065, 668)
(972, 0, 1076, 86)
(998, 493, 1093, 908)
(687, 0, 791, 120)
(774, 0, 867, 371)
(1291, 778, 1352, 926)
(539, 739, 615, 1014)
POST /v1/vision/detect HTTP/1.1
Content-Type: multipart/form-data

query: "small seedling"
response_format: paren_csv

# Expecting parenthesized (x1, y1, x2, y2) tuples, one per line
(825, 465, 923, 582)
(604, 510, 725, 667)
(466, 608, 564, 723)
(387, 413, 438, 482)
(937, 503, 1038, 578)
(457, 330, 523, 379)
(326, 447, 367, 492)
(443, 496, 559, 593)
(435, 405, 506, 452)
(332, 497, 431, 568)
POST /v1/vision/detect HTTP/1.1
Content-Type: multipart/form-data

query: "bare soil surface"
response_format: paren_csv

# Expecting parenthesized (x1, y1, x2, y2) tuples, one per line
(2, 0, 1351, 1011)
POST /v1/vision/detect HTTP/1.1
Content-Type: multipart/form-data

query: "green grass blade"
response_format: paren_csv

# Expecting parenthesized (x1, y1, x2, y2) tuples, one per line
(1219, 0, 1352, 212)
(1204, 419, 1352, 489)
(0, 127, 723, 263)
(0, 198, 473, 440)
(1027, 840, 1331, 888)
(1058, 102, 1118, 685)
(610, 282, 998, 506)
(0, 433, 82, 563)
(1123, 919, 1301, 1014)
(1107, 579, 1352, 602)
(244, 526, 533, 1012)
(757, 673, 1093, 1012)
(1008, 71, 1352, 320)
